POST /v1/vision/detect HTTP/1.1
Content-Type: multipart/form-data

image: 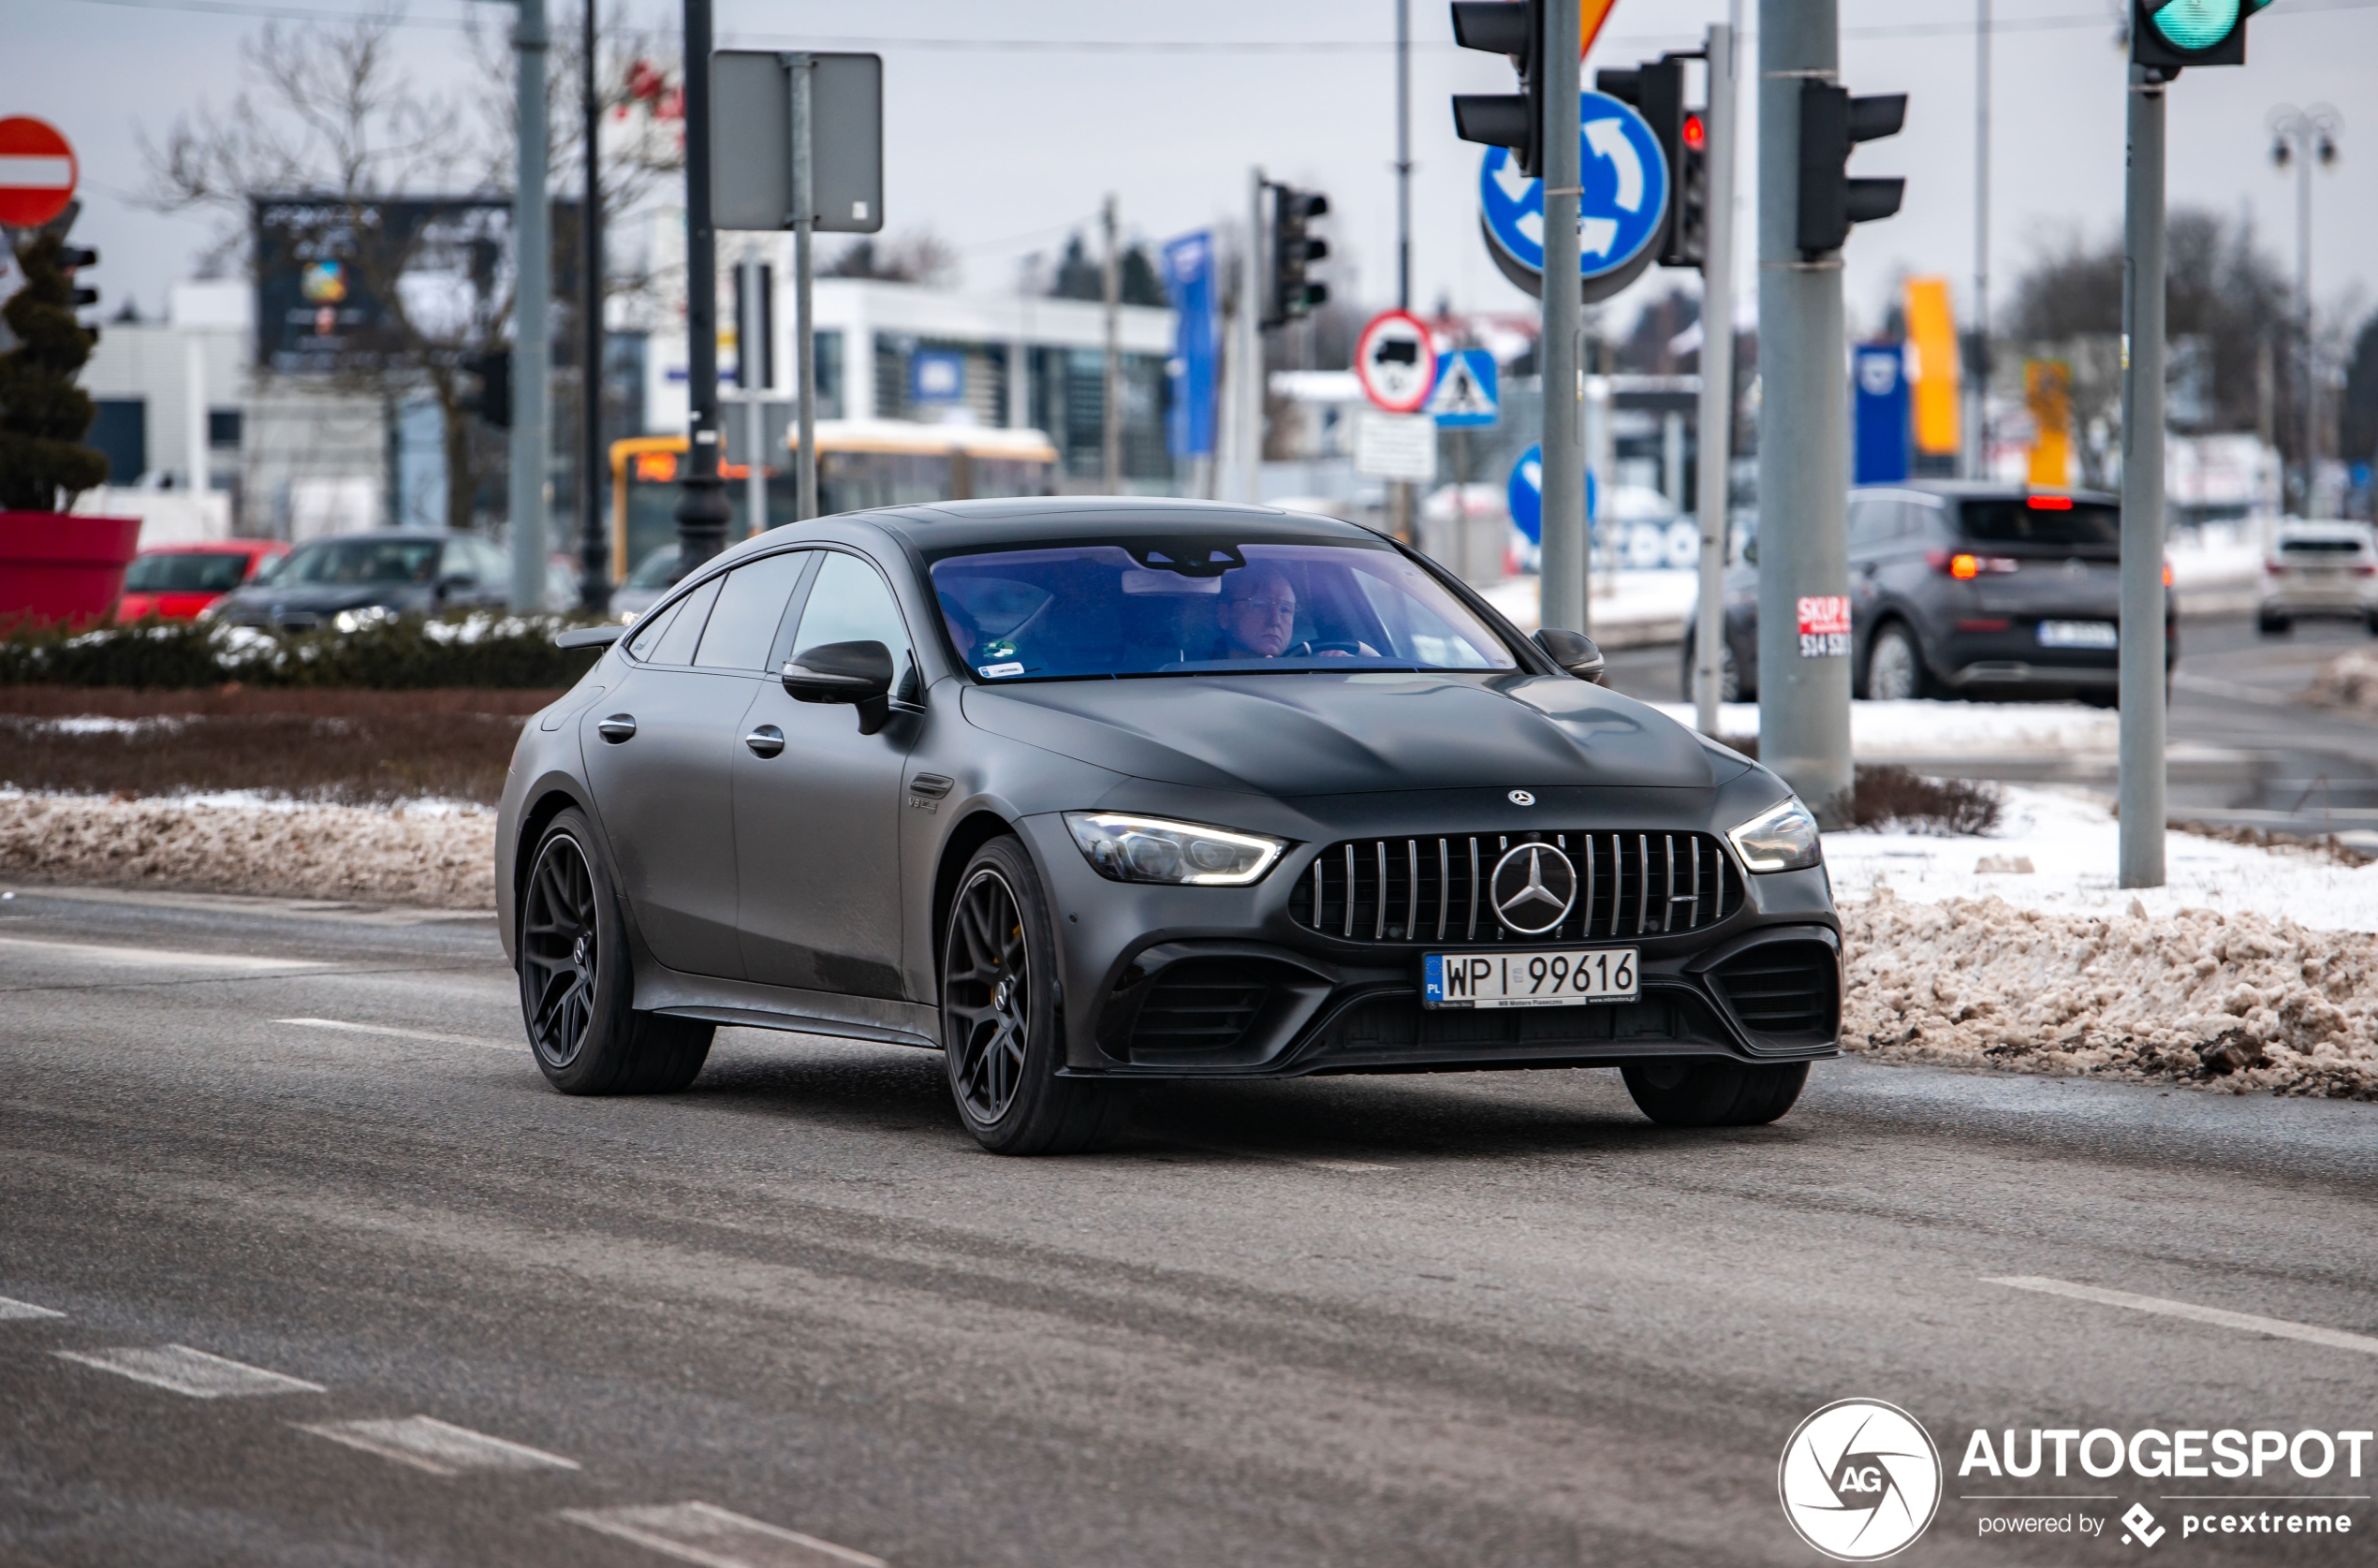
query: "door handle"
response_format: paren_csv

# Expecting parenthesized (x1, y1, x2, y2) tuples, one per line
(744, 725, 785, 758)
(597, 714, 638, 743)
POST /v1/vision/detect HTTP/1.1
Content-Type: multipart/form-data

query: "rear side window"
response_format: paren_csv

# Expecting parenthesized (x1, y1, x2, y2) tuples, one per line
(2281, 536, 2365, 555)
(646, 577, 723, 666)
(626, 598, 682, 660)
(1959, 500, 2121, 548)
(695, 551, 811, 669)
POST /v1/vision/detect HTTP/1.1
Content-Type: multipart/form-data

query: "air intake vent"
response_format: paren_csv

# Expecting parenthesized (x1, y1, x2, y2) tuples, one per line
(1287, 830, 1735, 945)
(1710, 943, 1839, 1038)
(1129, 961, 1270, 1055)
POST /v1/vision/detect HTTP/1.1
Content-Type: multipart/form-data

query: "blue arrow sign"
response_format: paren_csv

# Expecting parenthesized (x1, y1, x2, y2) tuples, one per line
(1480, 92, 1670, 286)
(1507, 445, 1596, 547)
(1428, 348, 1500, 429)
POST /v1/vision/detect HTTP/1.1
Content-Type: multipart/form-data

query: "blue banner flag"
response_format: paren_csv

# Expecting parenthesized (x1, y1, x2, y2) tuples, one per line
(1164, 232, 1217, 458)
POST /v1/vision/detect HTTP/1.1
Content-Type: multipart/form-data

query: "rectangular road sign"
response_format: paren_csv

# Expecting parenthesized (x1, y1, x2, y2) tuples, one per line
(711, 51, 882, 233)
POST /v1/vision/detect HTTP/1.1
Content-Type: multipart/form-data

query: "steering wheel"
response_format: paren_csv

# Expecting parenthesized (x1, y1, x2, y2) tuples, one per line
(1301, 640, 1369, 656)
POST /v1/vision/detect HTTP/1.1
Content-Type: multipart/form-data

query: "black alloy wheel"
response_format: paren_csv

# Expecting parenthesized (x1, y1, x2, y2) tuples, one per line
(521, 830, 600, 1070)
(517, 808, 713, 1095)
(939, 836, 1127, 1155)
(945, 866, 1030, 1124)
(1621, 1058, 1808, 1127)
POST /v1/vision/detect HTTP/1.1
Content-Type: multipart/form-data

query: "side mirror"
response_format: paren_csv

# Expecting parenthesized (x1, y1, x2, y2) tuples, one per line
(1740, 535, 1757, 565)
(784, 639, 895, 734)
(1534, 627, 1607, 685)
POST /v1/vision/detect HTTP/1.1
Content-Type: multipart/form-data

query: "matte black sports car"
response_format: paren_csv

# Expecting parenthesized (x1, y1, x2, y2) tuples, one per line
(497, 499, 1841, 1154)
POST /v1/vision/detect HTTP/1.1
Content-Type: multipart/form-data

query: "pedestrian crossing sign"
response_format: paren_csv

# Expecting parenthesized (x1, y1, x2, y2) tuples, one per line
(1428, 349, 1500, 428)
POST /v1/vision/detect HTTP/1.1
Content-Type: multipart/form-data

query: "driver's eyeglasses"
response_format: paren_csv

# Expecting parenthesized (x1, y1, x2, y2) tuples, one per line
(1234, 597, 1297, 620)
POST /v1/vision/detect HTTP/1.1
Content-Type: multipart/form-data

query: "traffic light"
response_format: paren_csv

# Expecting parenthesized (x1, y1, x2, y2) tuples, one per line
(1266, 184, 1329, 328)
(1450, 0, 1547, 178)
(57, 245, 98, 313)
(463, 350, 512, 429)
(2131, 0, 2272, 72)
(1796, 82, 1905, 259)
(1595, 55, 1706, 271)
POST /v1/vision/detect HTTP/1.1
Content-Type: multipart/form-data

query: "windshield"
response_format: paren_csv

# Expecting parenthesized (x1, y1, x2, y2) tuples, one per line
(626, 543, 682, 590)
(124, 551, 254, 593)
(275, 537, 444, 587)
(928, 539, 1519, 681)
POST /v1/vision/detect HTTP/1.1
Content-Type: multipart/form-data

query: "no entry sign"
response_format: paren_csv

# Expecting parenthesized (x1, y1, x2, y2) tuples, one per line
(1353, 309, 1439, 415)
(0, 117, 78, 229)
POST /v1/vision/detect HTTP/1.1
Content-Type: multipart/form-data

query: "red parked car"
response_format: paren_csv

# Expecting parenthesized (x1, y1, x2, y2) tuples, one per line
(116, 540, 289, 623)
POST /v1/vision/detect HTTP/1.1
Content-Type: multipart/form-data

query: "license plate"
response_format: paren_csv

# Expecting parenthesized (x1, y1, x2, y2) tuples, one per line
(2037, 620, 2118, 649)
(1423, 948, 1638, 1009)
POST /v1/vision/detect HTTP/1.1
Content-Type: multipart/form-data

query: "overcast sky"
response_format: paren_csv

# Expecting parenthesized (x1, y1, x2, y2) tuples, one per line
(18, 0, 2378, 347)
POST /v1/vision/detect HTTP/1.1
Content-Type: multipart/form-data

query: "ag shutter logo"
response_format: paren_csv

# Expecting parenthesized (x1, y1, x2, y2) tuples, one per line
(1779, 1399, 1943, 1561)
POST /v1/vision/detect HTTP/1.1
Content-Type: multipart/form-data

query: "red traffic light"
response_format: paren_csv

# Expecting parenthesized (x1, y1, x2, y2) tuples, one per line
(1682, 112, 1707, 153)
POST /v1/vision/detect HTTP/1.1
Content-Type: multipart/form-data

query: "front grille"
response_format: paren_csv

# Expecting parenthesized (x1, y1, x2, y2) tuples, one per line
(1710, 943, 1839, 1037)
(1288, 830, 1735, 945)
(1128, 961, 1270, 1054)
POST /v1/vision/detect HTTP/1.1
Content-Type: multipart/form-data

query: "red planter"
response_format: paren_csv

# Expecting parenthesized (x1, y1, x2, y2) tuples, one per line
(0, 511, 143, 627)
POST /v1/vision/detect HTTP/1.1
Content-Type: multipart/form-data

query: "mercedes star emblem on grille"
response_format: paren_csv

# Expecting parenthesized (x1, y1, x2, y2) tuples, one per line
(1490, 843, 1578, 934)
(1507, 789, 1534, 806)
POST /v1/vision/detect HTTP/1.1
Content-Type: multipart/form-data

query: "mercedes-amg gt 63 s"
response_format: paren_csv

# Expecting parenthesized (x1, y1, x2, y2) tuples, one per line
(498, 499, 1841, 1153)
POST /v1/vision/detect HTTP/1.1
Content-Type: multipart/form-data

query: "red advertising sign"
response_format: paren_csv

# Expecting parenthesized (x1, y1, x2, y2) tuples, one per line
(0, 117, 78, 229)
(1797, 594, 1851, 659)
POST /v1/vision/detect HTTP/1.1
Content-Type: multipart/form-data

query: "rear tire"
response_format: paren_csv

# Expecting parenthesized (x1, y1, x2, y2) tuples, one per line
(519, 809, 714, 1095)
(941, 836, 1127, 1155)
(1621, 1059, 1808, 1127)
(2257, 608, 2292, 637)
(1861, 622, 1927, 701)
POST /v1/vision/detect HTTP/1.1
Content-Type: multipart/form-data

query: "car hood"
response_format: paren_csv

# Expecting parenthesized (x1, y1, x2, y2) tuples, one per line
(220, 583, 429, 614)
(961, 672, 1725, 797)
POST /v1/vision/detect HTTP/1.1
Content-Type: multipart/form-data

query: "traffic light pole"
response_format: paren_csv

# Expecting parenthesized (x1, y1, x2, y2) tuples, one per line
(1755, 0, 1854, 821)
(1538, 0, 1587, 637)
(675, 0, 731, 578)
(1692, 22, 1738, 735)
(2117, 66, 2167, 887)
(578, 0, 609, 615)
(509, 0, 550, 610)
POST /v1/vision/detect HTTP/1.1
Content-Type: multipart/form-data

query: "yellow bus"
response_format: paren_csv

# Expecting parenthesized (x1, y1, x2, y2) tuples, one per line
(609, 419, 1060, 585)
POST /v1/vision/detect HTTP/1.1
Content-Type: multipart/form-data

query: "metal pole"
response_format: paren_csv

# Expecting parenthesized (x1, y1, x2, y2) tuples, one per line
(2297, 126, 2313, 510)
(509, 0, 550, 609)
(1240, 169, 1267, 505)
(1969, 0, 1991, 481)
(1756, 0, 1854, 822)
(1539, 0, 1586, 637)
(741, 254, 767, 535)
(674, 0, 730, 576)
(2118, 66, 2168, 888)
(578, 0, 609, 614)
(183, 330, 209, 496)
(1102, 195, 1123, 492)
(1392, 0, 1415, 545)
(789, 51, 818, 522)
(1694, 22, 1738, 735)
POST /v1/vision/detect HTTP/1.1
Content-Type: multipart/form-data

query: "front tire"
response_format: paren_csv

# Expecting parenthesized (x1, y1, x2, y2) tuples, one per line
(941, 836, 1125, 1155)
(1680, 632, 1744, 704)
(519, 809, 713, 1094)
(1621, 1059, 1807, 1127)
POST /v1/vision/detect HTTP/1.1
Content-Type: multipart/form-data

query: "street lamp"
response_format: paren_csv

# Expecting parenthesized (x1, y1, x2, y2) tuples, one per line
(2268, 101, 2341, 514)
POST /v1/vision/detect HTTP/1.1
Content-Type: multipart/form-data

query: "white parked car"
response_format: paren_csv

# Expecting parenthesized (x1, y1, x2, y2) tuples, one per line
(2258, 520, 2378, 636)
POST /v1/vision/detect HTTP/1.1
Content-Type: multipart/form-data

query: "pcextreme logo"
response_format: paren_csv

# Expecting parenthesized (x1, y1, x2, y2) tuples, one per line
(1779, 1399, 1945, 1561)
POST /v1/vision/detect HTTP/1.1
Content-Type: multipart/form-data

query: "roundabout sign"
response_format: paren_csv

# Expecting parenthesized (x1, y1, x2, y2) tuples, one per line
(1478, 90, 1668, 304)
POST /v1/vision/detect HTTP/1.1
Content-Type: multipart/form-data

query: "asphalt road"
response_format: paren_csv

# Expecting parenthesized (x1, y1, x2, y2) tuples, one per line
(5, 885, 2375, 1565)
(1604, 613, 2378, 833)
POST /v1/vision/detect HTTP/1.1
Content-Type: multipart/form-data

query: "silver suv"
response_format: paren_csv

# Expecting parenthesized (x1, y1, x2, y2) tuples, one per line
(2257, 520, 2378, 636)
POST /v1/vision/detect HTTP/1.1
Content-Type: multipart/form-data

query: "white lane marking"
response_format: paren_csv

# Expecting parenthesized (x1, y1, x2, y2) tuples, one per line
(0, 935, 324, 971)
(276, 1017, 522, 1052)
(54, 1343, 328, 1398)
(559, 1502, 888, 1568)
(0, 1295, 65, 1321)
(1985, 1276, 2378, 1356)
(297, 1415, 580, 1476)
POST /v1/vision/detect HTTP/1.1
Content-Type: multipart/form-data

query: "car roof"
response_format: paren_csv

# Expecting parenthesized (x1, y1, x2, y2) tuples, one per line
(139, 538, 286, 555)
(862, 495, 1385, 552)
(1853, 479, 2121, 506)
(2274, 519, 2371, 537)
(286, 530, 456, 545)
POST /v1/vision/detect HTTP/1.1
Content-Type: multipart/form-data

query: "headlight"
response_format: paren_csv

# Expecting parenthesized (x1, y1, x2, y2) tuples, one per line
(1726, 796, 1823, 873)
(1064, 812, 1287, 887)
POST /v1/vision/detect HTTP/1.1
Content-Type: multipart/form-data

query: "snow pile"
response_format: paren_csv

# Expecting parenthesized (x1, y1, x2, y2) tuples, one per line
(0, 791, 494, 908)
(2306, 649, 2378, 715)
(1653, 699, 2117, 761)
(1841, 892, 2378, 1100)
(1826, 784, 2378, 929)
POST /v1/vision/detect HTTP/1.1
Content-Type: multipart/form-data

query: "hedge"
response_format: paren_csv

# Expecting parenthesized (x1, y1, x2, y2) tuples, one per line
(0, 610, 601, 689)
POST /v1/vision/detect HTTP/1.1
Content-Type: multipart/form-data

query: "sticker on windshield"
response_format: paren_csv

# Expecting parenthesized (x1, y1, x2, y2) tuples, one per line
(978, 662, 1026, 679)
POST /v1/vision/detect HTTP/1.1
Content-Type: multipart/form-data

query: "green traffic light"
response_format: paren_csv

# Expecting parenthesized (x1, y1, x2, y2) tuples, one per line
(2149, 0, 2239, 49)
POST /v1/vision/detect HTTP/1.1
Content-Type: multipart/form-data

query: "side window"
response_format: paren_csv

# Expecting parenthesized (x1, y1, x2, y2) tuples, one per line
(649, 576, 724, 666)
(626, 597, 682, 661)
(791, 552, 917, 698)
(696, 550, 812, 670)
(1846, 496, 1892, 553)
(475, 538, 509, 580)
(438, 541, 477, 583)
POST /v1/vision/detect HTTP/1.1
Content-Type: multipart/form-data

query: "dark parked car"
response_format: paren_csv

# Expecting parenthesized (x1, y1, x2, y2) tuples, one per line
(498, 500, 1842, 1153)
(1683, 482, 2175, 704)
(205, 531, 512, 631)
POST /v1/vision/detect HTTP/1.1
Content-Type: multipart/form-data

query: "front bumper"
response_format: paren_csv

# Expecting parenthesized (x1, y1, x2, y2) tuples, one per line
(1018, 811, 1841, 1079)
